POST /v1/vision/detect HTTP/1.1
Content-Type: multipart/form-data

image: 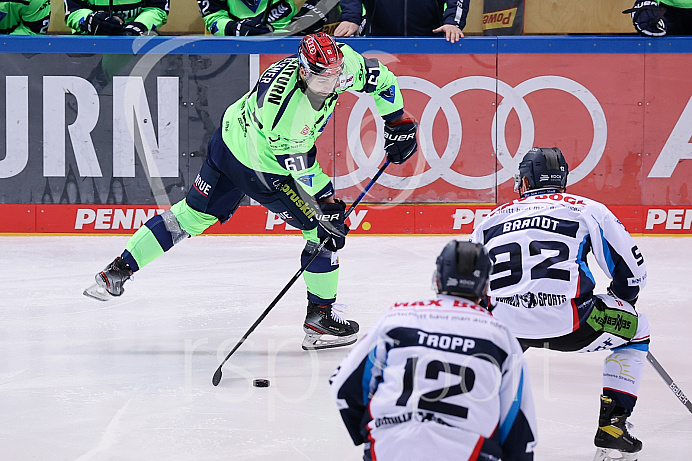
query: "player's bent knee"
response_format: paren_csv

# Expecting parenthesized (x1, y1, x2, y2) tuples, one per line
(170, 199, 218, 236)
(631, 312, 651, 345)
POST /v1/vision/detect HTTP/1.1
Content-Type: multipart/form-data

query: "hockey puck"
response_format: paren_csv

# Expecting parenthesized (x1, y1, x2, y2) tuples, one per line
(253, 379, 270, 388)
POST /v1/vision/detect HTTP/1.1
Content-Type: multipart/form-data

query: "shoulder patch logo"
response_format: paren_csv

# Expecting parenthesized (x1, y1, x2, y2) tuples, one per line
(379, 85, 396, 103)
(297, 174, 315, 187)
(337, 73, 355, 90)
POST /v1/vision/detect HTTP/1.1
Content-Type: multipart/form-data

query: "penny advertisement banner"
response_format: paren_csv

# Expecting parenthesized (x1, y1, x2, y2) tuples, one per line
(1, 37, 692, 235)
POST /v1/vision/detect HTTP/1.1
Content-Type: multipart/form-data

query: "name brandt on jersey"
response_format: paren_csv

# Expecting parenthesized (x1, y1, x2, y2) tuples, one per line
(496, 292, 568, 309)
(485, 215, 579, 240)
(503, 216, 560, 232)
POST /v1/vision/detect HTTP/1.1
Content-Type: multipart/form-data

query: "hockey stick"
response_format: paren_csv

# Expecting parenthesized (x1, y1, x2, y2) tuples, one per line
(212, 160, 391, 386)
(646, 351, 692, 413)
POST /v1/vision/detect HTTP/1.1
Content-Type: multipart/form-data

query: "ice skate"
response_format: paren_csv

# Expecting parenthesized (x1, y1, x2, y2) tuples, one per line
(83, 257, 133, 301)
(302, 302, 359, 350)
(593, 395, 642, 461)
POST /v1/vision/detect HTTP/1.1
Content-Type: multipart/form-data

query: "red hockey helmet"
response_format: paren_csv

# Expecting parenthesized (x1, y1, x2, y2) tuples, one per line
(298, 32, 344, 77)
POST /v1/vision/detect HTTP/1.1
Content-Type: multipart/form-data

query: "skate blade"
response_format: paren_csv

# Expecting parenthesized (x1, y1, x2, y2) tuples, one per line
(83, 283, 114, 302)
(302, 333, 357, 350)
(594, 447, 639, 461)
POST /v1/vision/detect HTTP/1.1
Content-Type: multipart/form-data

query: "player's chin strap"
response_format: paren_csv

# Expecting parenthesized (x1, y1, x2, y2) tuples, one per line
(212, 160, 391, 386)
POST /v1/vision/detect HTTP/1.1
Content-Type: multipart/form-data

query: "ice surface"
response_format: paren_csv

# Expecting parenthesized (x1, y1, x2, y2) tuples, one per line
(1, 235, 690, 460)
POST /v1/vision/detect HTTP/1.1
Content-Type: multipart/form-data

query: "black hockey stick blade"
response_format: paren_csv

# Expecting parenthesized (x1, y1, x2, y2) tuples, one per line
(212, 368, 222, 386)
(647, 351, 692, 413)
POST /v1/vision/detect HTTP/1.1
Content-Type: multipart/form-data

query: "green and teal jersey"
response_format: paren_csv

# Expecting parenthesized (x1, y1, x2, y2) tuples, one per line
(198, 0, 297, 35)
(221, 43, 405, 197)
(0, 0, 50, 34)
(64, 0, 169, 33)
(659, 0, 692, 7)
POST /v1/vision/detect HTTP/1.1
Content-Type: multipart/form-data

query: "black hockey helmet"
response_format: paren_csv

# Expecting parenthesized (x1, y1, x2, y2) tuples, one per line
(434, 240, 491, 300)
(514, 147, 569, 193)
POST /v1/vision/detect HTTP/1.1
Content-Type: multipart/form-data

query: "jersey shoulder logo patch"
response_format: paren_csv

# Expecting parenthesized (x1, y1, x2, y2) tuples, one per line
(379, 85, 396, 103)
(297, 174, 315, 187)
(337, 73, 354, 90)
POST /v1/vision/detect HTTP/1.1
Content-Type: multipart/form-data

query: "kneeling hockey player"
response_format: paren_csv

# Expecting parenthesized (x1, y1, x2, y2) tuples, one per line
(471, 147, 650, 461)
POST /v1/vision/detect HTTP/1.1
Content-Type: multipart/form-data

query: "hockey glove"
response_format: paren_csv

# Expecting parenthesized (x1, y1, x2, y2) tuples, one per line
(121, 22, 148, 36)
(384, 117, 418, 164)
(224, 17, 273, 36)
(80, 11, 125, 35)
(623, 0, 667, 37)
(316, 199, 350, 252)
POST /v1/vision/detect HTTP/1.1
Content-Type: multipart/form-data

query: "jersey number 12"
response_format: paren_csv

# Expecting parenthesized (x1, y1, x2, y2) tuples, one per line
(395, 357, 476, 418)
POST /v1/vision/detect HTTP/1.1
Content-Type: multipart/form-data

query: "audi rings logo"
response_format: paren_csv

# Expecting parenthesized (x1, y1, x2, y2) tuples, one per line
(336, 75, 607, 192)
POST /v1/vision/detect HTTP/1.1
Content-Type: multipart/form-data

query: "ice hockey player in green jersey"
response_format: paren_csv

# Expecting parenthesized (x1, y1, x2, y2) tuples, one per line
(64, 0, 168, 35)
(0, 0, 51, 34)
(85, 33, 418, 351)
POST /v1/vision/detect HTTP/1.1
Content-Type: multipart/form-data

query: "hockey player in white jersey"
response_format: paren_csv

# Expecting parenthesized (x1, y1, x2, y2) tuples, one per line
(470, 147, 650, 461)
(330, 241, 537, 461)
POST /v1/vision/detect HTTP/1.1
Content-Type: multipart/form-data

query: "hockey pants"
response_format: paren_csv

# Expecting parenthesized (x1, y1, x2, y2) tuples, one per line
(119, 129, 340, 305)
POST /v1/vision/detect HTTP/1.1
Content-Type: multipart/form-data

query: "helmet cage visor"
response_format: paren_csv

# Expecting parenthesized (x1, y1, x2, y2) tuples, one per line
(299, 53, 343, 95)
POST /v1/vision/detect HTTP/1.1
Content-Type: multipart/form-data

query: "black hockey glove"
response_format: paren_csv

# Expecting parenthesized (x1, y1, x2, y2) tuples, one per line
(384, 117, 418, 164)
(121, 22, 148, 36)
(623, 0, 667, 37)
(80, 11, 125, 35)
(224, 17, 273, 36)
(316, 199, 350, 252)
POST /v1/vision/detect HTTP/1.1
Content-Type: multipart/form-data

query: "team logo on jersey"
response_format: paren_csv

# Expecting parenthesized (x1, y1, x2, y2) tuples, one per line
(301, 125, 310, 135)
(379, 85, 396, 103)
(497, 292, 567, 309)
(337, 73, 354, 90)
(297, 174, 314, 187)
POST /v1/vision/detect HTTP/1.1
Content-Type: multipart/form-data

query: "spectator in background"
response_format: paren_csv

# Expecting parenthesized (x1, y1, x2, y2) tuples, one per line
(64, 0, 168, 35)
(198, 0, 297, 36)
(0, 0, 50, 34)
(624, 0, 692, 36)
(198, 0, 342, 36)
(334, 0, 469, 43)
(284, 0, 343, 35)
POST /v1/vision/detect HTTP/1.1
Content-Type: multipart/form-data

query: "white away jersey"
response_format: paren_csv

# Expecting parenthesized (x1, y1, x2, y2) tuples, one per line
(330, 295, 537, 461)
(470, 191, 647, 339)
